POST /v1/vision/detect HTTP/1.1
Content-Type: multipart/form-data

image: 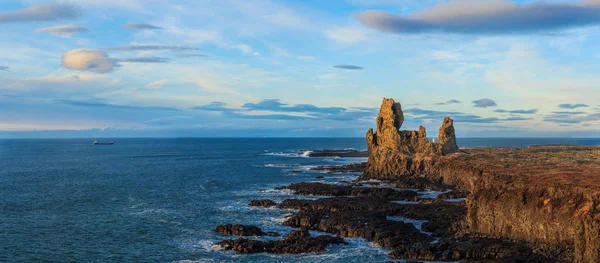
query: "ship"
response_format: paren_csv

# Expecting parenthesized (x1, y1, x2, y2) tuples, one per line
(93, 140, 114, 145)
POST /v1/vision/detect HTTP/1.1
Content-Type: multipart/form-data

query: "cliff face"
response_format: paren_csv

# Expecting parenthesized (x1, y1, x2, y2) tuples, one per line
(365, 98, 457, 178)
(436, 147, 600, 263)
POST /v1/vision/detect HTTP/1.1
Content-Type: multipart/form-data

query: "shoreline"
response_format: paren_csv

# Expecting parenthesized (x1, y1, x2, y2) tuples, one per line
(209, 147, 558, 261)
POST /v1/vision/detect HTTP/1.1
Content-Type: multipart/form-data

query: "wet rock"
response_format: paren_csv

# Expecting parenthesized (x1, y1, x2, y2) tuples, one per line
(248, 199, 278, 207)
(277, 182, 418, 200)
(438, 190, 469, 199)
(214, 224, 273, 236)
(307, 150, 368, 158)
(389, 237, 562, 262)
(309, 162, 366, 173)
(215, 228, 346, 254)
(279, 196, 466, 241)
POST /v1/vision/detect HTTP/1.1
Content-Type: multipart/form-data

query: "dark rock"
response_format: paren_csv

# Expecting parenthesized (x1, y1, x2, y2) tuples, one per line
(389, 237, 563, 262)
(277, 182, 418, 200)
(248, 199, 278, 207)
(438, 190, 469, 199)
(214, 224, 268, 236)
(215, 228, 346, 254)
(307, 150, 368, 158)
(309, 162, 366, 173)
(315, 176, 324, 179)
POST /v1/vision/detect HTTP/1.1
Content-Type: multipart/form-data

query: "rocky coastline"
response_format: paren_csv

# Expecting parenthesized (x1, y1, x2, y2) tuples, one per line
(213, 98, 599, 262)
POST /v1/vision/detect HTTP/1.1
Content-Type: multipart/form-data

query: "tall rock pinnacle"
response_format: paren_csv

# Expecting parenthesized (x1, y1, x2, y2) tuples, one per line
(365, 98, 459, 178)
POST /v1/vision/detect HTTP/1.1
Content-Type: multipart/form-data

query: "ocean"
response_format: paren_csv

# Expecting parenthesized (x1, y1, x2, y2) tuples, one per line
(1, 138, 599, 262)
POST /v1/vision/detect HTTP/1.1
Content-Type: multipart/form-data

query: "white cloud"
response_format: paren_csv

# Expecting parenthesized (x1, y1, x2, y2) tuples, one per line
(34, 25, 89, 37)
(145, 79, 168, 89)
(62, 49, 119, 74)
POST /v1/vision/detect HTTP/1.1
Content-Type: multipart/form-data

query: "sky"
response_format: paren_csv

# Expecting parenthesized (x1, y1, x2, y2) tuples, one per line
(1, 0, 599, 138)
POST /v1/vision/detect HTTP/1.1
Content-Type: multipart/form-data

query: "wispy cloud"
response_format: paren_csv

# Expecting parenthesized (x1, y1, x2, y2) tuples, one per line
(122, 23, 163, 30)
(242, 99, 346, 114)
(177, 54, 208, 58)
(494, 109, 538, 114)
(558, 103, 589, 109)
(334, 64, 363, 70)
(105, 45, 199, 51)
(34, 25, 89, 36)
(118, 57, 170, 63)
(193, 100, 376, 121)
(472, 98, 497, 108)
(0, 2, 81, 23)
(357, 0, 600, 35)
(59, 99, 179, 111)
(0, 66, 8, 71)
(405, 108, 530, 123)
(435, 99, 461, 105)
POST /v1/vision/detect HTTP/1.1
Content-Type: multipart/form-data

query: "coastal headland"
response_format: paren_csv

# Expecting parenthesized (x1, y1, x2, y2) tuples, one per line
(214, 98, 600, 262)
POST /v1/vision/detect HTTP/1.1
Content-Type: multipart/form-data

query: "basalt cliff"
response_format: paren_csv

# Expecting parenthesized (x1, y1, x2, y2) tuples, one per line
(364, 98, 600, 263)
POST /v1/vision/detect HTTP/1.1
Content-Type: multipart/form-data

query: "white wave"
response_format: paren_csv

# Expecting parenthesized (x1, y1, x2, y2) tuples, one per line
(263, 151, 311, 158)
(386, 216, 432, 235)
(443, 197, 466, 203)
(263, 163, 299, 168)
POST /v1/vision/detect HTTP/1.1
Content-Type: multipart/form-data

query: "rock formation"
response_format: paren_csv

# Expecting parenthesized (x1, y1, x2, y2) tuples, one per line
(365, 98, 458, 178)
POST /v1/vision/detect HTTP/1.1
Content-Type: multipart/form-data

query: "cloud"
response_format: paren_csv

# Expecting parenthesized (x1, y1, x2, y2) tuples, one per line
(552, 111, 587, 115)
(242, 99, 346, 114)
(105, 45, 199, 51)
(192, 102, 234, 112)
(193, 100, 375, 122)
(122, 23, 163, 30)
(145, 79, 169, 89)
(59, 99, 178, 111)
(435, 99, 461, 105)
(558, 103, 589, 109)
(334, 65, 364, 70)
(34, 25, 89, 36)
(357, 0, 600, 35)
(118, 57, 170, 63)
(0, 66, 8, 71)
(0, 2, 81, 23)
(62, 49, 119, 74)
(472, 98, 497, 108)
(494, 109, 538, 114)
(405, 107, 530, 123)
(543, 111, 600, 124)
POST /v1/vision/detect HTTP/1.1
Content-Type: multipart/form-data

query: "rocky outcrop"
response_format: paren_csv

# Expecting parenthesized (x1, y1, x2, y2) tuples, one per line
(214, 224, 278, 237)
(438, 117, 458, 155)
(276, 182, 418, 200)
(248, 199, 277, 207)
(215, 228, 346, 254)
(365, 98, 458, 178)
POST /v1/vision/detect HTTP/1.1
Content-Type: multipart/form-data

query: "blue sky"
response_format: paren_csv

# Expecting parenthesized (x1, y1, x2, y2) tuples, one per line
(1, 0, 599, 138)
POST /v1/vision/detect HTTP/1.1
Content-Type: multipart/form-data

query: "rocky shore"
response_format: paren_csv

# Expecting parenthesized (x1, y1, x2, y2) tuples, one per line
(213, 98, 599, 262)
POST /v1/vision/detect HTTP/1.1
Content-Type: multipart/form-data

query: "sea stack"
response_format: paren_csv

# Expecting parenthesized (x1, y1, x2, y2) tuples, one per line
(365, 98, 457, 178)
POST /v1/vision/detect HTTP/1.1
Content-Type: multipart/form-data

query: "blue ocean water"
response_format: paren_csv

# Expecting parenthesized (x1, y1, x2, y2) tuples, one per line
(1, 138, 598, 263)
